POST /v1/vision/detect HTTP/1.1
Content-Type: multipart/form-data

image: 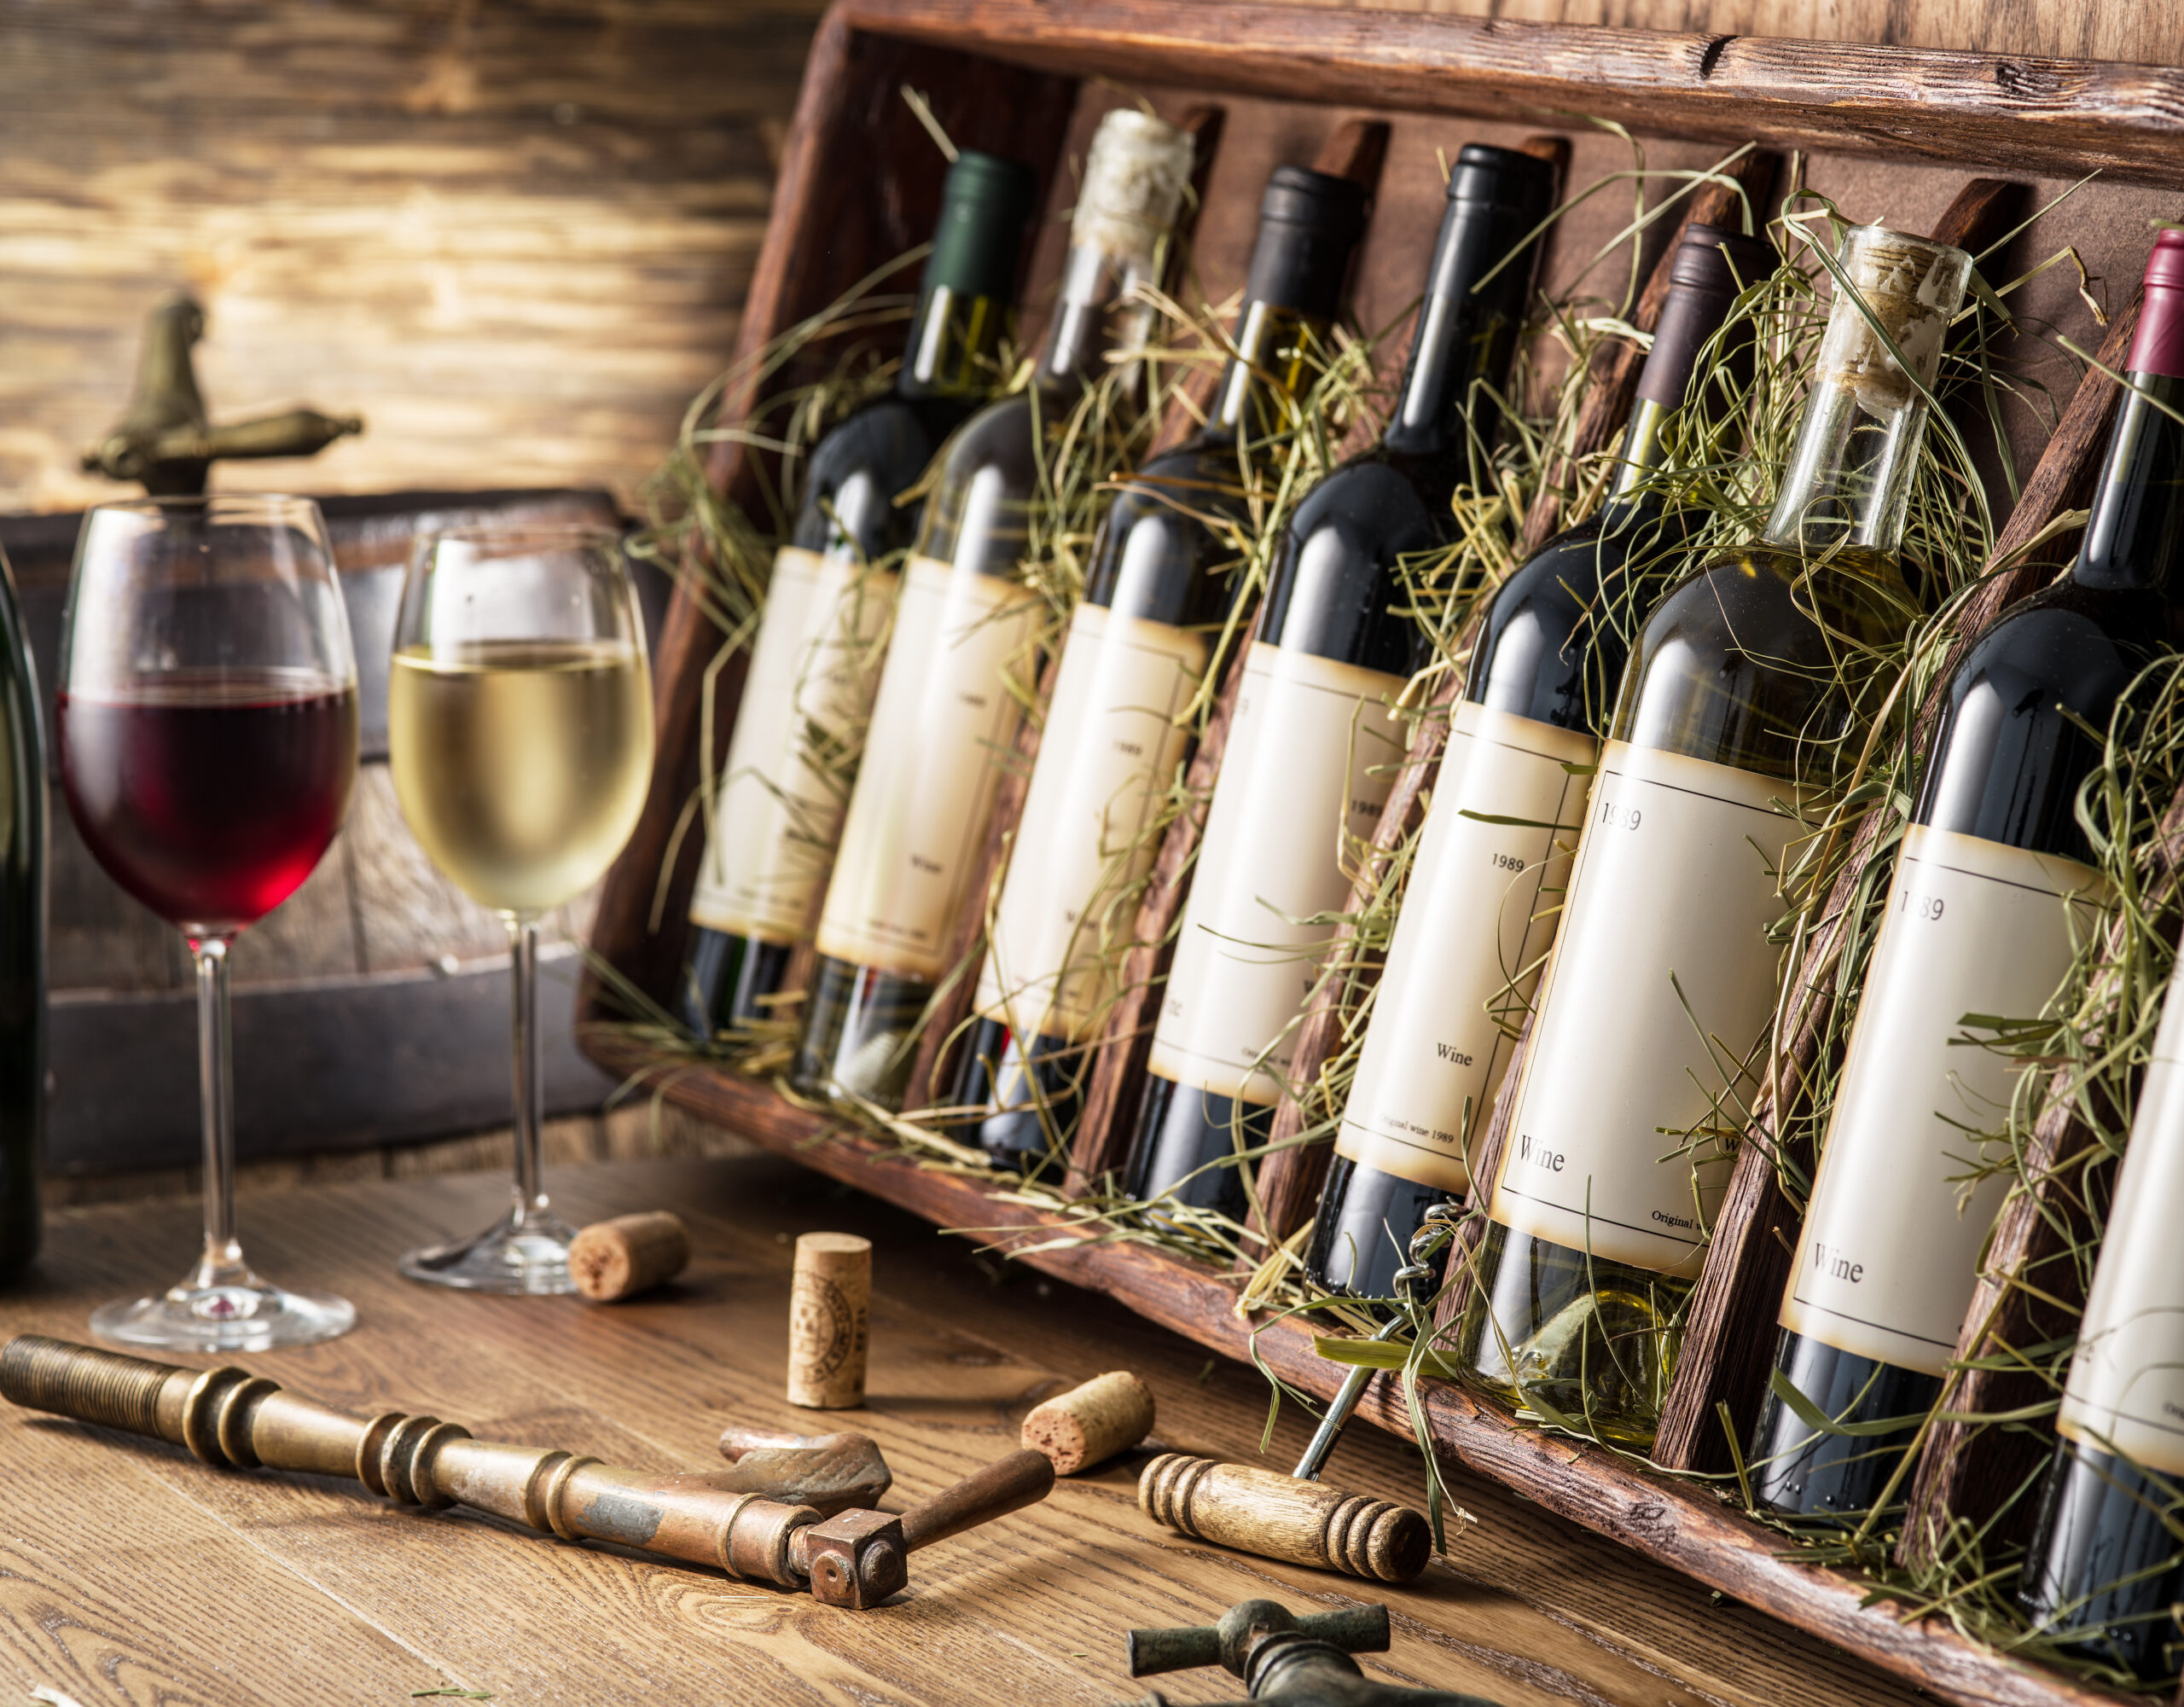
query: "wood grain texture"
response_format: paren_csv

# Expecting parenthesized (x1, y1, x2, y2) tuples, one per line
(1654, 282, 2149, 1474)
(3, 1151, 1943, 1707)
(0, 0, 829, 514)
(566, 1048, 2127, 1707)
(1239, 0, 2179, 67)
(833, 0, 2184, 190)
(1247, 149, 1778, 1255)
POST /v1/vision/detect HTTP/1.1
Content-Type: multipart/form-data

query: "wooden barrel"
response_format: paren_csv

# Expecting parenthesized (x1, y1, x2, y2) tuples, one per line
(0, 488, 668, 1180)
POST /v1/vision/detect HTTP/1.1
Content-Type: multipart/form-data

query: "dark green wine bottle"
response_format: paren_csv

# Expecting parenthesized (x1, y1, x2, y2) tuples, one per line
(679, 149, 1037, 1037)
(0, 546, 44, 1284)
(1455, 224, 1972, 1449)
(1308, 221, 1774, 1300)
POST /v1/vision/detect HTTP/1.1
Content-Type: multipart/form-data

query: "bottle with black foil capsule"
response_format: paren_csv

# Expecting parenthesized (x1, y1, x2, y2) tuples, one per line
(1455, 226, 1972, 1448)
(1308, 222, 1774, 1299)
(1122, 144, 1557, 1220)
(0, 546, 40, 1284)
(789, 125, 1212, 1111)
(679, 150, 1037, 1036)
(1749, 239, 2184, 1521)
(945, 162, 1373, 1170)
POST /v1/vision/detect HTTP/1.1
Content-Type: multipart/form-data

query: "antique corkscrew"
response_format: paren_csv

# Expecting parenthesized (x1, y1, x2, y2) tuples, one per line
(1, 1334, 1049, 1607)
(1121, 1598, 1504, 1706)
(1138, 1205, 1463, 1582)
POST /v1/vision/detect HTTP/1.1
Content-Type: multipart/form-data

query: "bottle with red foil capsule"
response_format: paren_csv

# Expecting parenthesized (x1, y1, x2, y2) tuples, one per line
(1752, 231, 2184, 1522)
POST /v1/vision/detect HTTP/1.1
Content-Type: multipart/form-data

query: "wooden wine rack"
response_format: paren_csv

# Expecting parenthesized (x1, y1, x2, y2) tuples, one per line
(581, 6, 2184, 1702)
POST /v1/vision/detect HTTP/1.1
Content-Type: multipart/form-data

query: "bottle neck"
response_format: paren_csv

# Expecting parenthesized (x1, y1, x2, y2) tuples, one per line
(2074, 371, 2184, 593)
(1034, 240, 1165, 391)
(1380, 277, 1519, 465)
(1761, 374, 1931, 557)
(897, 284, 1007, 401)
(1604, 398, 1676, 513)
(1202, 300, 1325, 451)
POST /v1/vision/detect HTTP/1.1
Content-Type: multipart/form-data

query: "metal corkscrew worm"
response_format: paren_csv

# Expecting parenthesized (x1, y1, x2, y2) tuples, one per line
(0, 1334, 1052, 1608)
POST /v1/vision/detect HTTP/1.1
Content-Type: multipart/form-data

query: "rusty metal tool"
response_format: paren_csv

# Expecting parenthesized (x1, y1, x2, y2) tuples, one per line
(1138, 1207, 1461, 1583)
(1, 1333, 1050, 1608)
(717, 1424, 892, 1513)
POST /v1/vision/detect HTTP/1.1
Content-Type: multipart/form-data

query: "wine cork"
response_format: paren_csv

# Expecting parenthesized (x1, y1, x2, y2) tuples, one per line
(567, 1211, 691, 1302)
(787, 1232, 870, 1408)
(1021, 1370, 1155, 1473)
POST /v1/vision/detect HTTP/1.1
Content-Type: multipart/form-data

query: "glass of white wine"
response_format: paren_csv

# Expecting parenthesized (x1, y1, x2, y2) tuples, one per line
(388, 526, 653, 1292)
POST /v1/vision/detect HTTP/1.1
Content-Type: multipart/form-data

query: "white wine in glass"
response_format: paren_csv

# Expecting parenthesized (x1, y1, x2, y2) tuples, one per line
(389, 530, 653, 1293)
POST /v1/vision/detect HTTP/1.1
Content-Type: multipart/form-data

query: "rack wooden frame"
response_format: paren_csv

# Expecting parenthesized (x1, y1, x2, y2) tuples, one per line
(582, 5, 2184, 1703)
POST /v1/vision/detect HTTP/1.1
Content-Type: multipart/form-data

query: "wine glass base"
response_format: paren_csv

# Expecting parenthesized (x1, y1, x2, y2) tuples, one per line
(399, 1210, 578, 1295)
(91, 1277, 356, 1353)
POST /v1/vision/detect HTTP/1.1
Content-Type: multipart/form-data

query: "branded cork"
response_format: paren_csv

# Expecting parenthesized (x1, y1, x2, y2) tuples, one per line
(1021, 1370, 1155, 1473)
(787, 1232, 871, 1408)
(567, 1211, 691, 1302)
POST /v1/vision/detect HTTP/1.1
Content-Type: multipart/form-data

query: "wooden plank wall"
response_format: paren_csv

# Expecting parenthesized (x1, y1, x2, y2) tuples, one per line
(0, 0, 828, 514)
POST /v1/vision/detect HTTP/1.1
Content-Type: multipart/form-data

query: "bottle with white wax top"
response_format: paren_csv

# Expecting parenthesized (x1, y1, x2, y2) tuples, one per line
(1455, 224, 1972, 1449)
(1751, 233, 2184, 1522)
(679, 150, 1037, 1036)
(1120, 144, 1560, 1222)
(1307, 221, 1775, 1300)
(935, 161, 1374, 1166)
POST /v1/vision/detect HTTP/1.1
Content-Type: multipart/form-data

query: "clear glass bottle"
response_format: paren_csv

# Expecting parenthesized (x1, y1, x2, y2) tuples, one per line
(679, 150, 1037, 1036)
(1310, 222, 1774, 1299)
(1455, 225, 1972, 1448)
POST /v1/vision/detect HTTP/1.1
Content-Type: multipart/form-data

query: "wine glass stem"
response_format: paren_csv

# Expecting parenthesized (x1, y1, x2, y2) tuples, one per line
(506, 914, 547, 1227)
(193, 936, 244, 1283)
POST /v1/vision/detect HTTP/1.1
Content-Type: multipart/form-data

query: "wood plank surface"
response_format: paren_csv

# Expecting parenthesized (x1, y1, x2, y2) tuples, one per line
(577, 1048, 2127, 1707)
(0, 1151, 1938, 1707)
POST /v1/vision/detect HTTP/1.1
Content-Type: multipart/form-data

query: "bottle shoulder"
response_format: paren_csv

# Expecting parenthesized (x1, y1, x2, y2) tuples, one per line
(1467, 514, 1625, 729)
(793, 397, 946, 557)
(935, 392, 1040, 488)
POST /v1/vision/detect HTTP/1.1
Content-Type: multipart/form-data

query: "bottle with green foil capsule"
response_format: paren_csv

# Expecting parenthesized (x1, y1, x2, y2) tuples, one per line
(788, 121, 1214, 1112)
(679, 150, 1037, 1036)
(1121, 145, 1557, 1221)
(1455, 224, 1972, 1449)
(945, 160, 1374, 1172)
(1752, 235, 2184, 1524)
(1308, 222, 1774, 1301)
(0, 546, 40, 1285)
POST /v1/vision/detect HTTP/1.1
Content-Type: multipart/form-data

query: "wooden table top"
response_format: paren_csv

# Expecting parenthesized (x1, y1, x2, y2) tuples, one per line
(0, 1153, 1923, 1707)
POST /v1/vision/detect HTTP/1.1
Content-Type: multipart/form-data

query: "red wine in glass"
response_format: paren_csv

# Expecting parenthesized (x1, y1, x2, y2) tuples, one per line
(58, 669, 359, 937)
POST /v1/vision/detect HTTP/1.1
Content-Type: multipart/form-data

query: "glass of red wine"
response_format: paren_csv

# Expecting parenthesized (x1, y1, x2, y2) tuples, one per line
(59, 494, 361, 1350)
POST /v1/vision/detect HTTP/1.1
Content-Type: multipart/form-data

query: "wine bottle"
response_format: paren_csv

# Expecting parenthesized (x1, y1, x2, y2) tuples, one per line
(679, 149, 1037, 1036)
(1748, 236, 2184, 1520)
(1308, 222, 1774, 1299)
(2026, 951, 2184, 1677)
(943, 160, 1376, 1173)
(0, 547, 39, 1285)
(1454, 225, 1973, 1448)
(789, 119, 1211, 1111)
(1120, 145, 1557, 1221)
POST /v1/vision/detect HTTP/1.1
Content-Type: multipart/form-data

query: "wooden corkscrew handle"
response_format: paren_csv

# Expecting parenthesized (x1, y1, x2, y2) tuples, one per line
(1138, 1453, 1432, 1582)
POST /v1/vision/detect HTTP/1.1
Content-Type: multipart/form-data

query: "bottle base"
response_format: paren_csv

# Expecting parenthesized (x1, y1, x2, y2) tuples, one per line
(2022, 1436, 2184, 1682)
(1304, 1154, 1457, 1298)
(681, 926, 797, 1036)
(1124, 1071, 1272, 1223)
(793, 955, 932, 1112)
(1745, 1333, 1938, 1517)
(945, 1015, 1083, 1179)
(1455, 1220, 1683, 1449)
